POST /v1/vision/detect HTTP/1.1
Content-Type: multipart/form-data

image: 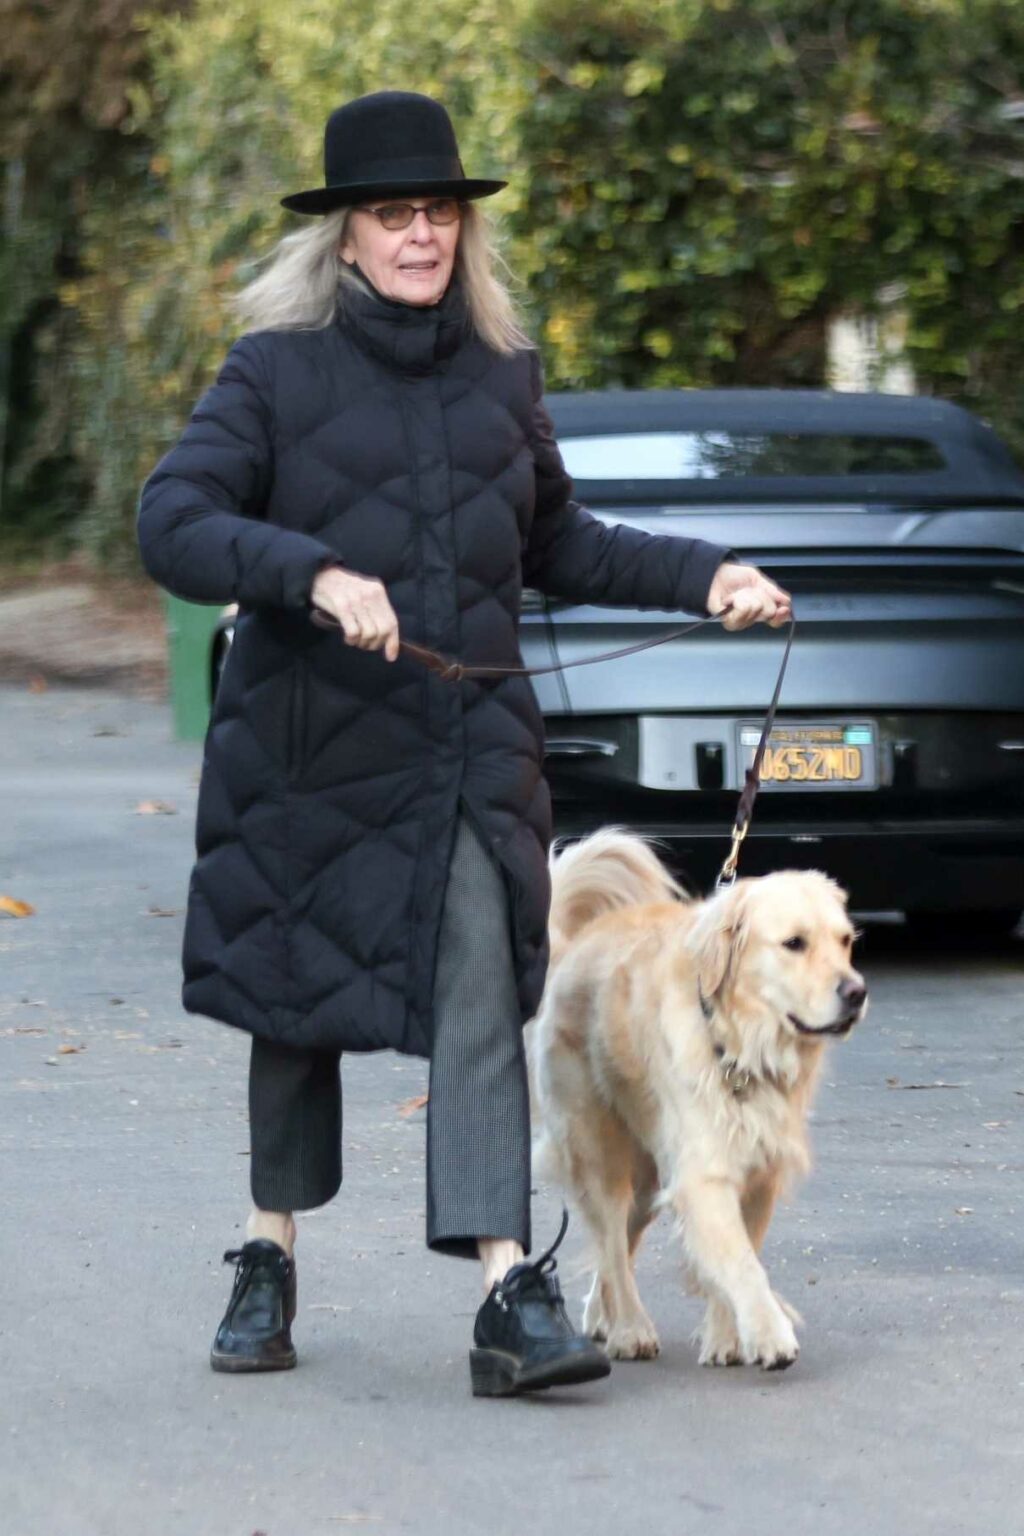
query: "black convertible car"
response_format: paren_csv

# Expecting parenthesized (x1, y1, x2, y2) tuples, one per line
(213, 389, 1024, 931)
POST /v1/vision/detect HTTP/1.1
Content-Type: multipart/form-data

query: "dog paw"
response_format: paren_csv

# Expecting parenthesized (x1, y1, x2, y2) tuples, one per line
(696, 1299, 742, 1366)
(740, 1303, 799, 1371)
(699, 1338, 743, 1367)
(760, 1341, 799, 1372)
(605, 1317, 661, 1360)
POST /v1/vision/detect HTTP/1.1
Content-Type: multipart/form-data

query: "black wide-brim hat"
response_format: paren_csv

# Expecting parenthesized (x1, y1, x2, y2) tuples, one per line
(280, 90, 507, 215)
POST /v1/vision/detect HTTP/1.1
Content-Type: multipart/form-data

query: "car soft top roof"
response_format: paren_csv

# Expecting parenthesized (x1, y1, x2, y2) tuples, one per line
(543, 388, 1024, 507)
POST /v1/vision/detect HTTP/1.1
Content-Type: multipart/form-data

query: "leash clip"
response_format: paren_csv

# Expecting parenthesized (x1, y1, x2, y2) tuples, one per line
(715, 821, 749, 891)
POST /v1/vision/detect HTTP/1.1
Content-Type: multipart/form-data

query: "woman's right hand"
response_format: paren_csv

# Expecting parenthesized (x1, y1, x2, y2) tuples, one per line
(310, 565, 401, 662)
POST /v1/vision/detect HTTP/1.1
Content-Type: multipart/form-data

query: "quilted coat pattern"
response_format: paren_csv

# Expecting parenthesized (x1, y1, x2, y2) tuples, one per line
(137, 278, 729, 1055)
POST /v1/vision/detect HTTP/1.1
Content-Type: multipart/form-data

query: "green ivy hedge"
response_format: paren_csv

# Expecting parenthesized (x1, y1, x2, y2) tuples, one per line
(2, 0, 1024, 567)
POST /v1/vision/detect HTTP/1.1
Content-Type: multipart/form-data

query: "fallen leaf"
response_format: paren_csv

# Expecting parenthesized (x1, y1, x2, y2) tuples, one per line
(91, 727, 124, 738)
(144, 906, 180, 918)
(398, 1093, 429, 1118)
(982, 1121, 1007, 1129)
(134, 800, 177, 816)
(954, 1207, 973, 1215)
(57, 1043, 84, 1055)
(0, 896, 35, 918)
(13, 1026, 46, 1035)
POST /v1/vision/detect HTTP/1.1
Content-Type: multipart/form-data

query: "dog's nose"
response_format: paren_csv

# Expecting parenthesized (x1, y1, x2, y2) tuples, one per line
(838, 978, 867, 1010)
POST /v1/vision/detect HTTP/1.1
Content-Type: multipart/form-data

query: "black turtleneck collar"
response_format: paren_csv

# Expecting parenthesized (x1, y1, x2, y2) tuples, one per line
(336, 265, 470, 376)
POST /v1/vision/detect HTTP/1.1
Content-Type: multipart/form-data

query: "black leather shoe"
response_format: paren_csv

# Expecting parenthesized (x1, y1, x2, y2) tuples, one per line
(470, 1210, 611, 1397)
(210, 1239, 297, 1373)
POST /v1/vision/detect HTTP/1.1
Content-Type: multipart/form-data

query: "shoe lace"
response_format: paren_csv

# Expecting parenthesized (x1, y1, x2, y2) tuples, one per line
(498, 1206, 570, 1303)
(222, 1245, 289, 1300)
(222, 1247, 258, 1300)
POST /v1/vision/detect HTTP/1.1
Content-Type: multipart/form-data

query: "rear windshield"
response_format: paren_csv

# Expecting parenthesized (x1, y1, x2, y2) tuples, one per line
(558, 431, 947, 481)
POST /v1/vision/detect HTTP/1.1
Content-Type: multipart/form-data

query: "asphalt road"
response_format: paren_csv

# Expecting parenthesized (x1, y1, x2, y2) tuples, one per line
(2, 686, 1022, 1536)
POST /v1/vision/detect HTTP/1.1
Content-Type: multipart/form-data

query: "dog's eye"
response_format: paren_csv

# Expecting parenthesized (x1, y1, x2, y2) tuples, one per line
(783, 935, 808, 953)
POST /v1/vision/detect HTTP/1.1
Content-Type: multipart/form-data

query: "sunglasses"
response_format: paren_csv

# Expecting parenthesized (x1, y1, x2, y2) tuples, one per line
(354, 198, 463, 231)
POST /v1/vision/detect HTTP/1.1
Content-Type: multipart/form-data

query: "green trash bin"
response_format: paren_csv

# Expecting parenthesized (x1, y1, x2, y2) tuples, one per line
(163, 594, 224, 741)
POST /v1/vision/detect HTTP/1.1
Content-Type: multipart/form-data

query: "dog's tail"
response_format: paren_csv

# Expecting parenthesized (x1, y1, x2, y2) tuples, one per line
(548, 826, 690, 970)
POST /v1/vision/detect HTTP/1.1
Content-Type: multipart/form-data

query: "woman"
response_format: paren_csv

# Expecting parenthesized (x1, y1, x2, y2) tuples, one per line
(137, 89, 791, 1398)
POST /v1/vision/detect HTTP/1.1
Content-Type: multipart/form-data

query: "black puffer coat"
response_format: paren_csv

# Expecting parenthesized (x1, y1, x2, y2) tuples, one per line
(137, 279, 728, 1055)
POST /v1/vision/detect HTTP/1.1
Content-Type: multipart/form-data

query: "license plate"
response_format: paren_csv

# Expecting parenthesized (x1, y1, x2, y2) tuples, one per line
(737, 721, 878, 790)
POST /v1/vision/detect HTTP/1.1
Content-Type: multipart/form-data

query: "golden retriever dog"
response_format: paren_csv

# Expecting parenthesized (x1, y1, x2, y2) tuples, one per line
(530, 828, 867, 1371)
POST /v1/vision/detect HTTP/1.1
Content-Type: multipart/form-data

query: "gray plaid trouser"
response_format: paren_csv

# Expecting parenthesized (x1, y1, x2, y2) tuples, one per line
(247, 814, 532, 1259)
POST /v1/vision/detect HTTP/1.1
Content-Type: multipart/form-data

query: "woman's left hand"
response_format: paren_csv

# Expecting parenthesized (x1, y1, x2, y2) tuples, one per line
(706, 561, 792, 631)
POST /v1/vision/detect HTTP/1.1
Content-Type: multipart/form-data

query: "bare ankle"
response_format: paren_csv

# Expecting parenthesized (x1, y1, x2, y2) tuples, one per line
(478, 1238, 524, 1292)
(246, 1207, 296, 1256)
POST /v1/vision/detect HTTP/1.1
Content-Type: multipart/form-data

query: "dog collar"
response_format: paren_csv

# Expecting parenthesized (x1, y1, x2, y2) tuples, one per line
(700, 986, 787, 1098)
(714, 1044, 756, 1098)
(699, 987, 753, 1095)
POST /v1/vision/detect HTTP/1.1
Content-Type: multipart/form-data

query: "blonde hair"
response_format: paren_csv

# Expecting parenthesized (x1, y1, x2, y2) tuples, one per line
(229, 201, 531, 355)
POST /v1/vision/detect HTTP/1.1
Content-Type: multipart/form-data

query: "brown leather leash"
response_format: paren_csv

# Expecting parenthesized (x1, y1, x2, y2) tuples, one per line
(714, 612, 795, 889)
(310, 603, 796, 887)
(313, 603, 729, 681)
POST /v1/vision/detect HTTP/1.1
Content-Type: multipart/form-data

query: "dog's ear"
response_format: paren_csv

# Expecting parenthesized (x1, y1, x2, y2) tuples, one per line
(689, 884, 750, 999)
